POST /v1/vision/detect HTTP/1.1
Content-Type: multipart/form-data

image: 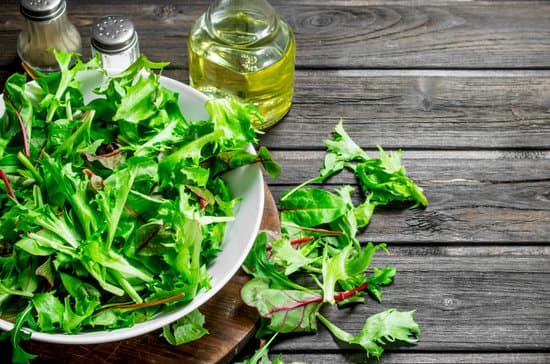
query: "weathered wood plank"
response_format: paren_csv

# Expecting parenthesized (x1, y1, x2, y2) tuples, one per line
(261, 70, 550, 150)
(264, 150, 550, 243)
(267, 150, 550, 184)
(262, 251, 550, 352)
(1, 2, 550, 69)
(269, 352, 550, 364)
(2, 248, 548, 360)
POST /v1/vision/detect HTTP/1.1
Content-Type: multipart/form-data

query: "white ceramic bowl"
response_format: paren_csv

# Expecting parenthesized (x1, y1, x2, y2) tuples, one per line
(0, 71, 264, 344)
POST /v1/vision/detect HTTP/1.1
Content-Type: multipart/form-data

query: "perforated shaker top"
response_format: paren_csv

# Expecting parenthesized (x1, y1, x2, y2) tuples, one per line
(91, 16, 138, 54)
(20, 0, 66, 21)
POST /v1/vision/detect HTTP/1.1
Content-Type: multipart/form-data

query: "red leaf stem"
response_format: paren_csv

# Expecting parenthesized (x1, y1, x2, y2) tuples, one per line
(266, 236, 315, 251)
(333, 282, 369, 302)
(290, 236, 314, 246)
(107, 292, 185, 310)
(21, 62, 38, 79)
(292, 226, 345, 236)
(5, 94, 30, 157)
(0, 168, 18, 201)
(125, 204, 147, 223)
(136, 224, 162, 253)
(265, 282, 369, 317)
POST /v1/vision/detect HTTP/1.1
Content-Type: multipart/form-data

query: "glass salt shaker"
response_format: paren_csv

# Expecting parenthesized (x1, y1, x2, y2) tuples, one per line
(188, 0, 295, 130)
(17, 0, 82, 72)
(91, 15, 140, 75)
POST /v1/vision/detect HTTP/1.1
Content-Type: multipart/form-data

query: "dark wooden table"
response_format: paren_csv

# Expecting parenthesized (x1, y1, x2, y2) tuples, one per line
(1, 1, 550, 363)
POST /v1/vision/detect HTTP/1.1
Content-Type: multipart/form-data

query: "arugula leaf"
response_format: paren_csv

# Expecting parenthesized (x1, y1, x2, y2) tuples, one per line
(354, 147, 428, 208)
(0, 302, 37, 364)
(317, 309, 420, 359)
(324, 119, 369, 162)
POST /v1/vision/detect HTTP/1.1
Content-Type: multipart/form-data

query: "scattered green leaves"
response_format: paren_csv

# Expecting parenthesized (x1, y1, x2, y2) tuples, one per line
(240, 120, 426, 362)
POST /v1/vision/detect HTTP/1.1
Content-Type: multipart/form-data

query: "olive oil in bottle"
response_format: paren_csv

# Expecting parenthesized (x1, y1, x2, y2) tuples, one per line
(188, 0, 295, 130)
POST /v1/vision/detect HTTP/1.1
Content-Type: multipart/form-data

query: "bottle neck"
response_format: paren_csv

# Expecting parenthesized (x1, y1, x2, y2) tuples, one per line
(205, 0, 278, 46)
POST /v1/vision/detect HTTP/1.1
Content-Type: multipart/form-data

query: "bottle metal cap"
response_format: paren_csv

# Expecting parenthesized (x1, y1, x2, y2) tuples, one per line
(92, 16, 138, 54)
(20, 0, 66, 21)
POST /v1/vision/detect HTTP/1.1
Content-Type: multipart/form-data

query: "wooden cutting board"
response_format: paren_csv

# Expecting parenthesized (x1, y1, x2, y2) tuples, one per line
(1, 185, 280, 364)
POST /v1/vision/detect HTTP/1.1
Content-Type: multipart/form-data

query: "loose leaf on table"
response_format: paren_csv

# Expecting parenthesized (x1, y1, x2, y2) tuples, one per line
(269, 235, 319, 275)
(321, 242, 386, 304)
(324, 119, 369, 163)
(239, 120, 426, 363)
(366, 266, 397, 302)
(279, 188, 348, 228)
(243, 232, 310, 291)
(354, 146, 428, 208)
(241, 278, 323, 333)
(279, 152, 345, 201)
(317, 309, 421, 359)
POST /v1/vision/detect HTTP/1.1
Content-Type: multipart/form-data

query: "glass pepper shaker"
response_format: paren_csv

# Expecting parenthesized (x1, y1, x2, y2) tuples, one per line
(91, 15, 140, 75)
(17, 0, 82, 72)
(188, 0, 295, 130)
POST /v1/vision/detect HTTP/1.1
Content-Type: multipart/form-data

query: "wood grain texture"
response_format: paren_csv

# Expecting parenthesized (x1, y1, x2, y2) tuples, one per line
(0, 1, 549, 362)
(265, 250, 550, 352)
(1, 1, 550, 70)
(275, 352, 550, 364)
(261, 70, 550, 150)
(264, 150, 550, 243)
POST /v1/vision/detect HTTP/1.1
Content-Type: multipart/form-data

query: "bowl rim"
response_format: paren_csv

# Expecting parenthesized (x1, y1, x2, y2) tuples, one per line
(0, 73, 264, 344)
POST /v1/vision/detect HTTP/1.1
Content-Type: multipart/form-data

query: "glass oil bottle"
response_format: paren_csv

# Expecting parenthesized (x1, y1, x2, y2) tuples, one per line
(188, 0, 295, 130)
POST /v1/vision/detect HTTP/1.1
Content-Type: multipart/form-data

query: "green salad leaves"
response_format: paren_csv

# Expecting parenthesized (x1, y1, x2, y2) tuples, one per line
(240, 120, 426, 361)
(0, 51, 278, 363)
(1, 49, 426, 363)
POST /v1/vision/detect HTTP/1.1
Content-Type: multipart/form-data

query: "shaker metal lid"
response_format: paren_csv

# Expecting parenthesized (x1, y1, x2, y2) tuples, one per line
(91, 16, 138, 54)
(20, 0, 66, 21)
